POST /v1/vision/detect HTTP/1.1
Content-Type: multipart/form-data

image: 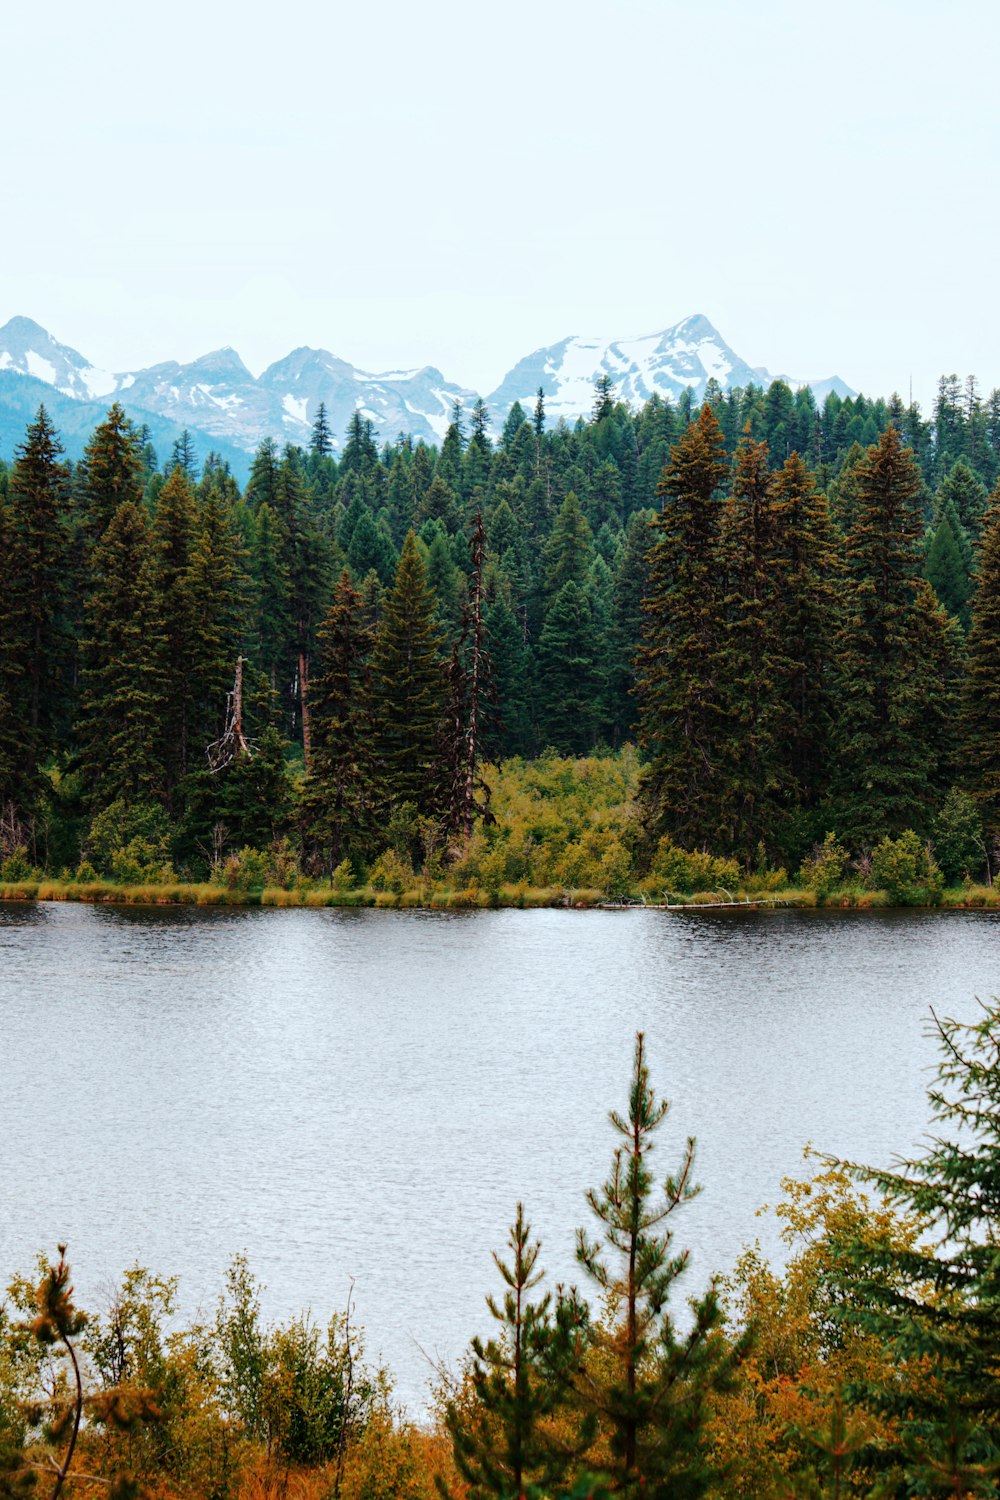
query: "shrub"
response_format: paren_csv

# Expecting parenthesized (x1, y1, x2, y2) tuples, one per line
(600, 840, 634, 898)
(0, 846, 34, 881)
(932, 789, 987, 885)
(331, 858, 355, 892)
(109, 836, 175, 885)
(87, 797, 172, 877)
(870, 829, 944, 905)
(798, 833, 849, 896)
(368, 850, 412, 894)
(642, 837, 741, 897)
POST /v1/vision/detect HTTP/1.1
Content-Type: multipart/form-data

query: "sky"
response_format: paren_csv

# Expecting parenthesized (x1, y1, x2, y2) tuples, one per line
(2, 0, 998, 407)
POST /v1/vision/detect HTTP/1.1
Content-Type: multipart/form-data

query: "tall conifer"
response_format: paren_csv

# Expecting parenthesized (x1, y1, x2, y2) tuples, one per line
(636, 404, 728, 848)
(962, 485, 1000, 830)
(370, 531, 447, 813)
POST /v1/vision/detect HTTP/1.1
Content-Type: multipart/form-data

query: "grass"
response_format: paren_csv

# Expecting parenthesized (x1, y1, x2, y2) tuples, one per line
(3, 877, 1000, 912)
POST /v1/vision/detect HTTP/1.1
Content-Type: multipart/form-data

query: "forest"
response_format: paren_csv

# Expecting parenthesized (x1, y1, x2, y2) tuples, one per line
(1, 370, 1000, 904)
(3, 1006, 1000, 1499)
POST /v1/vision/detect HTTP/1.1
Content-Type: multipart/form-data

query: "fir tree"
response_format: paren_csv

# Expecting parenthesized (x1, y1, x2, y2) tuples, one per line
(542, 491, 595, 603)
(636, 404, 728, 849)
(370, 531, 448, 813)
(925, 507, 972, 628)
(152, 466, 201, 802)
(606, 510, 654, 744)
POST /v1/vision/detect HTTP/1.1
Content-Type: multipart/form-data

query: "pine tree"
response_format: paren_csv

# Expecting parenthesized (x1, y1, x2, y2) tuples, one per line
(370, 531, 448, 813)
(636, 404, 728, 848)
(301, 571, 377, 873)
(250, 502, 291, 698)
(831, 426, 937, 843)
(574, 1033, 744, 1497)
(962, 484, 1000, 831)
(77, 502, 168, 808)
(484, 597, 533, 758)
(440, 1205, 590, 1499)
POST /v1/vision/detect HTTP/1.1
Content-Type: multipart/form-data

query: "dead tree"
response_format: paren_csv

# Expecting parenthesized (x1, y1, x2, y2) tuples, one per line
(207, 658, 254, 772)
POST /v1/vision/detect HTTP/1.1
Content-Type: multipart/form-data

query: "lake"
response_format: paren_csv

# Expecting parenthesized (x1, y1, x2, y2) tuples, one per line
(1, 901, 998, 1411)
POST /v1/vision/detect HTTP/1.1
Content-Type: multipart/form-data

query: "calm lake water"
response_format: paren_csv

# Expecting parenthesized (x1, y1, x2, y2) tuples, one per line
(2, 902, 998, 1410)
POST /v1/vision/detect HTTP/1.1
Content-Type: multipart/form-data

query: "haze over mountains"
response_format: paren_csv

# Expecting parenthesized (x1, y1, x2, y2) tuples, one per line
(0, 313, 852, 475)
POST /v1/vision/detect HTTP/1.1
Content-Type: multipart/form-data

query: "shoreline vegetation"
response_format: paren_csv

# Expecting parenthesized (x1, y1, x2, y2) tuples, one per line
(5, 1015, 1000, 1498)
(4, 880, 1000, 912)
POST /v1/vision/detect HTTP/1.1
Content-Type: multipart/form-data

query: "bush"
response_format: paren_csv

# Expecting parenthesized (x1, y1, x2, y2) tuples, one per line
(368, 849, 412, 894)
(932, 788, 987, 885)
(0, 846, 34, 881)
(642, 837, 741, 897)
(600, 840, 634, 898)
(331, 858, 355, 892)
(87, 798, 172, 877)
(108, 836, 175, 885)
(798, 833, 849, 896)
(870, 829, 944, 905)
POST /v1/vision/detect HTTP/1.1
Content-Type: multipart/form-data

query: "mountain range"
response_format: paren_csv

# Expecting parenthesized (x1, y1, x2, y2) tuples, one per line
(0, 313, 852, 480)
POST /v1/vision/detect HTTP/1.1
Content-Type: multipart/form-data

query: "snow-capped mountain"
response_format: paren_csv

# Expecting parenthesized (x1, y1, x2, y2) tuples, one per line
(486, 314, 853, 426)
(0, 316, 117, 402)
(258, 348, 476, 448)
(0, 313, 852, 464)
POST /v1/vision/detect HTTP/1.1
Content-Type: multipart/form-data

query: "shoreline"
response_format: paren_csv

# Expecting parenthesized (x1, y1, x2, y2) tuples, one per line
(3, 879, 999, 912)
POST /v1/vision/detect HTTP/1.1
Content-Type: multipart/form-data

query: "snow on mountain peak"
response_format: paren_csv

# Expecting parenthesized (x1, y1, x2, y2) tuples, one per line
(0, 314, 853, 455)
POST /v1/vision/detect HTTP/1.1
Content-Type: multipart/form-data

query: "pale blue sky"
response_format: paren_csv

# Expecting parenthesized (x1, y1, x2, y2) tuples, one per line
(3, 0, 997, 405)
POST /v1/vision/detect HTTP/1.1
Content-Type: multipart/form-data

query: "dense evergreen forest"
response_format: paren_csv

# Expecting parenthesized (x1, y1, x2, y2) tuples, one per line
(2, 370, 1000, 893)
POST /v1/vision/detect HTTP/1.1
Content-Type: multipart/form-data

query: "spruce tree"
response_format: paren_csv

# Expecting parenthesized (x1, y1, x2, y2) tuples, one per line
(536, 581, 601, 754)
(301, 571, 377, 873)
(714, 433, 787, 855)
(152, 466, 201, 803)
(831, 426, 936, 843)
(769, 451, 840, 838)
(542, 491, 595, 603)
(78, 403, 145, 548)
(310, 401, 333, 458)
(962, 484, 1000, 832)
(832, 1002, 1000, 1486)
(6, 406, 72, 782)
(636, 404, 728, 849)
(575, 1033, 744, 1497)
(606, 510, 654, 744)
(925, 508, 972, 628)
(77, 502, 168, 808)
(370, 531, 448, 813)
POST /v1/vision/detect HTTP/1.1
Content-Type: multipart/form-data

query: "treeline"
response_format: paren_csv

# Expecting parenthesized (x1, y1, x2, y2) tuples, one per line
(1, 369, 1000, 883)
(4, 1009, 1000, 1498)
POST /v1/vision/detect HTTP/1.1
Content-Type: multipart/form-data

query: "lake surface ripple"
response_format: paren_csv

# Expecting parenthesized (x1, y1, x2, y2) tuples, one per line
(2, 903, 998, 1410)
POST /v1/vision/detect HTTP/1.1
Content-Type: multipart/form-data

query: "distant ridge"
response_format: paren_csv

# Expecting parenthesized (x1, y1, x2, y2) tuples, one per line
(0, 314, 854, 463)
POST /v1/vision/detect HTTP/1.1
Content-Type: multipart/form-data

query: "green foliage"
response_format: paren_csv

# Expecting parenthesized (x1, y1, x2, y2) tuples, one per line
(798, 834, 849, 896)
(931, 788, 986, 884)
(574, 1033, 746, 1496)
(869, 829, 943, 905)
(641, 836, 741, 897)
